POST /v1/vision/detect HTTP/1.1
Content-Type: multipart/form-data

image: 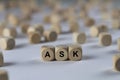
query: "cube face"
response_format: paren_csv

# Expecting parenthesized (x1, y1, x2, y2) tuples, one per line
(0, 70, 8, 80)
(7, 38, 15, 50)
(44, 31, 58, 42)
(8, 14, 19, 26)
(41, 46, 55, 61)
(44, 15, 51, 23)
(55, 46, 68, 61)
(99, 33, 112, 46)
(112, 20, 120, 29)
(85, 18, 95, 27)
(99, 25, 108, 32)
(28, 32, 41, 44)
(50, 14, 61, 24)
(90, 26, 99, 37)
(21, 23, 29, 34)
(0, 26, 5, 36)
(69, 21, 79, 32)
(115, 59, 120, 71)
(69, 46, 82, 61)
(112, 10, 120, 19)
(113, 55, 120, 71)
(73, 32, 86, 44)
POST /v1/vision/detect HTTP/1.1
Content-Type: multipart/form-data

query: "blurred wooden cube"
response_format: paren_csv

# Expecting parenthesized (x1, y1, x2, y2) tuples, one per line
(44, 30, 58, 42)
(73, 32, 86, 44)
(28, 32, 41, 44)
(84, 17, 95, 27)
(112, 9, 120, 19)
(0, 52, 4, 67)
(113, 54, 120, 72)
(0, 22, 6, 36)
(21, 13, 32, 21)
(7, 14, 20, 26)
(43, 15, 51, 23)
(20, 23, 30, 34)
(51, 23, 62, 34)
(112, 19, 120, 29)
(50, 14, 61, 24)
(117, 38, 120, 50)
(99, 32, 112, 46)
(69, 21, 79, 32)
(0, 70, 9, 80)
(69, 45, 82, 61)
(0, 37, 15, 50)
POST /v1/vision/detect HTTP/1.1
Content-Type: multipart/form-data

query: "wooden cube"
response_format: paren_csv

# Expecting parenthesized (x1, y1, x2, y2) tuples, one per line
(27, 24, 44, 35)
(41, 46, 55, 61)
(21, 13, 32, 21)
(90, 26, 99, 37)
(113, 54, 120, 71)
(99, 32, 112, 46)
(0, 52, 4, 67)
(85, 17, 95, 27)
(27, 27, 37, 34)
(99, 25, 108, 32)
(44, 15, 51, 23)
(28, 32, 41, 44)
(51, 23, 62, 34)
(112, 19, 120, 29)
(112, 10, 120, 19)
(69, 45, 82, 61)
(117, 38, 120, 50)
(55, 45, 68, 61)
(20, 23, 30, 34)
(0, 26, 5, 36)
(7, 14, 20, 26)
(2, 27, 17, 38)
(44, 30, 58, 42)
(34, 24, 44, 35)
(90, 25, 108, 37)
(0, 37, 15, 50)
(69, 21, 79, 32)
(0, 22, 6, 36)
(0, 70, 9, 80)
(50, 14, 61, 24)
(73, 32, 86, 44)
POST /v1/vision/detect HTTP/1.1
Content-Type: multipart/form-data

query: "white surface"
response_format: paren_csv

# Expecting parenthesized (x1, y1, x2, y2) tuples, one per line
(0, 8, 120, 80)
